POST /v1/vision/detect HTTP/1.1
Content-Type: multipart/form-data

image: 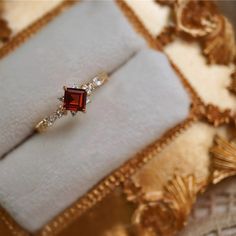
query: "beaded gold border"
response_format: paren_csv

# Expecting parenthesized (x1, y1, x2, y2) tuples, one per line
(0, 206, 28, 236)
(0, 0, 231, 235)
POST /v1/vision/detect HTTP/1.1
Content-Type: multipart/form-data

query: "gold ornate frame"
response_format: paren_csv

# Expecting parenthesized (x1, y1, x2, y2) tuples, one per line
(0, 1, 235, 235)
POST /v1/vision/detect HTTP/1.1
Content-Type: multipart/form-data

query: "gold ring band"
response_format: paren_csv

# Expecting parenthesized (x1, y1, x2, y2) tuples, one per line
(35, 72, 108, 132)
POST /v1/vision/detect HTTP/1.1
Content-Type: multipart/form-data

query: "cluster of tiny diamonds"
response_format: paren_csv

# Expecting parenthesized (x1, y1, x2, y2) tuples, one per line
(35, 105, 67, 132)
(81, 72, 107, 95)
(35, 72, 108, 132)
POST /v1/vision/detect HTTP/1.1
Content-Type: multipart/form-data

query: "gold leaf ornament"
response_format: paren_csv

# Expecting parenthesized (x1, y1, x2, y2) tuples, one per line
(156, 0, 236, 65)
(202, 15, 236, 65)
(174, 0, 218, 38)
(124, 175, 197, 236)
(210, 135, 236, 184)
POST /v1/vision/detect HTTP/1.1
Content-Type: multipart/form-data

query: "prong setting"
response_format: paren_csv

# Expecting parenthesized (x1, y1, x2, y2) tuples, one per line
(70, 111, 77, 116)
(58, 96, 64, 102)
(35, 72, 108, 132)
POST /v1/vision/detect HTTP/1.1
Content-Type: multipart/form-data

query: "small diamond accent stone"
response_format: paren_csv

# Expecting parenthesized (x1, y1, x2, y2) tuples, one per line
(58, 96, 64, 102)
(48, 115, 57, 123)
(81, 84, 93, 95)
(56, 110, 63, 118)
(86, 97, 91, 104)
(92, 76, 103, 86)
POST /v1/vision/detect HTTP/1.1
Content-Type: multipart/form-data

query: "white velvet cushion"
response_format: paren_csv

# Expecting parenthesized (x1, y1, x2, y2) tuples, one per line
(0, 1, 145, 157)
(0, 48, 190, 232)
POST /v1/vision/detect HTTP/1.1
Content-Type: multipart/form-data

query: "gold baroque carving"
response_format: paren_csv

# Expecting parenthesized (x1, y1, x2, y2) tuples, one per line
(124, 175, 197, 236)
(210, 135, 236, 184)
(156, 0, 236, 65)
(196, 104, 232, 127)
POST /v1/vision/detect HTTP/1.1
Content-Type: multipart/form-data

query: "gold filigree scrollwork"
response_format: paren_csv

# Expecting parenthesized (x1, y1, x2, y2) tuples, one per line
(156, 0, 236, 65)
(210, 135, 236, 184)
(124, 175, 197, 236)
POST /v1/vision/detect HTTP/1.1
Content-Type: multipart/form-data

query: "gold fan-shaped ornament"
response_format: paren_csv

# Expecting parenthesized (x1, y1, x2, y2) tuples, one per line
(210, 135, 236, 184)
(124, 175, 197, 236)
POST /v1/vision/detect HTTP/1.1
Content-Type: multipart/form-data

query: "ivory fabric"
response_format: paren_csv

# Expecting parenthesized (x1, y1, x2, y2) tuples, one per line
(0, 1, 145, 158)
(0, 48, 190, 232)
(4, 0, 64, 34)
(164, 40, 235, 112)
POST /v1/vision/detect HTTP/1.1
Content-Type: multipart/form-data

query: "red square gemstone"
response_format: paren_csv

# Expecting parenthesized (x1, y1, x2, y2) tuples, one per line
(64, 88, 87, 112)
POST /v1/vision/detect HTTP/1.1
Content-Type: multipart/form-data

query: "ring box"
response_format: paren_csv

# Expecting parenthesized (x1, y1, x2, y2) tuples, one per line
(0, 1, 234, 235)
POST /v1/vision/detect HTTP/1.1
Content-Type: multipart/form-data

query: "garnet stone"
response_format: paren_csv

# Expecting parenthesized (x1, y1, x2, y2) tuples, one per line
(64, 87, 87, 112)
